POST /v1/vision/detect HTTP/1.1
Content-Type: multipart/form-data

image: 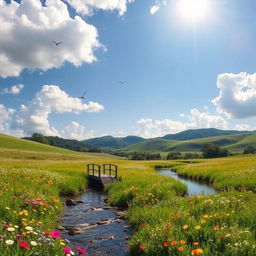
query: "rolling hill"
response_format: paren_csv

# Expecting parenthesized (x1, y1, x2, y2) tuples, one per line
(83, 135, 146, 149)
(161, 128, 250, 140)
(124, 133, 255, 153)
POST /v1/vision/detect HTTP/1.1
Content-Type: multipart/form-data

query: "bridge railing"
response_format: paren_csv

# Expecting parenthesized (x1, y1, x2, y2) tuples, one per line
(102, 164, 118, 179)
(87, 164, 101, 178)
(87, 164, 118, 179)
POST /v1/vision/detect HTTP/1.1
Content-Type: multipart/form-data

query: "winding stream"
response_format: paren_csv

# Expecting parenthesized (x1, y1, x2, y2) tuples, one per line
(158, 169, 216, 195)
(60, 189, 131, 256)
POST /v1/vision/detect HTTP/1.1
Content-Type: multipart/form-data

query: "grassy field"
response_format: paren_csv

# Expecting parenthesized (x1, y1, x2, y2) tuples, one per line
(1, 134, 256, 255)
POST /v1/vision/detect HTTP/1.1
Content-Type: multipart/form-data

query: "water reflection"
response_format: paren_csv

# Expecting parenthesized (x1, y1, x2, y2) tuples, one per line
(158, 169, 216, 196)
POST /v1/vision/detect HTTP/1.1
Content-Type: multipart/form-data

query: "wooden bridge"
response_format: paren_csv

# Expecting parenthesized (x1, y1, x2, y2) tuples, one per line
(87, 164, 118, 188)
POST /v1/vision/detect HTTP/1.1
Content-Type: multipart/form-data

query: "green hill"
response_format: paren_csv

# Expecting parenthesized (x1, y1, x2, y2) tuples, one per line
(161, 128, 250, 140)
(125, 133, 255, 153)
(0, 133, 79, 153)
(83, 135, 145, 149)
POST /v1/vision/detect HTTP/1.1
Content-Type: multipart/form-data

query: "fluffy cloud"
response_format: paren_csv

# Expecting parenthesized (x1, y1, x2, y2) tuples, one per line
(234, 124, 254, 131)
(65, 0, 134, 16)
(11, 85, 104, 136)
(0, 104, 15, 133)
(213, 72, 256, 119)
(150, 5, 160, 15)
(63, 121, 94, 140)
(0, 0, 100, 78)
(135, 109, 228, 138)
(1, 84, 24, 94)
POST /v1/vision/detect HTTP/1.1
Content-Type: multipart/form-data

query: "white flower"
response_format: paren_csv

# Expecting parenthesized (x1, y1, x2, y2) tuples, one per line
(5, 240, 14, 245)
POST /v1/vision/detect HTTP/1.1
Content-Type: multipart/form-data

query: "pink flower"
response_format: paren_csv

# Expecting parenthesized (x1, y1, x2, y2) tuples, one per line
(77, 248, 87, 255)
(19, 241, 30, 250)
(64, 248, 71, 254)
(50, 230, 61, 239)
(16, 234, 23, 238)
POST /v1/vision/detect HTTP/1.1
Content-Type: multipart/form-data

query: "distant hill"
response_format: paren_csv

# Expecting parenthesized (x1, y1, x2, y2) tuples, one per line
(125, 133, 255, 153)
(161, 128, 250, 141)
(83, 135, 146, 149)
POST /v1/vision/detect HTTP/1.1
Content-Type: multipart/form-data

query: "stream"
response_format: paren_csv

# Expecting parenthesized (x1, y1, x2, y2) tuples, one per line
(60, 189, 131, 256)
(158, 169, 217, 195)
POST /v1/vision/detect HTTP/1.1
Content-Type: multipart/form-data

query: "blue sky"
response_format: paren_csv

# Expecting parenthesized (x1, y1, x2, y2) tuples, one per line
(1, 0, 256, 139)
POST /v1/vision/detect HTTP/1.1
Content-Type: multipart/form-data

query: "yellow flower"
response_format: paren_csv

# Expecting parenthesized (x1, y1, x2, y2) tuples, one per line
(195, 225, 201, 230)
(25, 226, 33, 231)
(183, 224, 189, 229)
(30, 241, 37, 246)
(200, 220, 206, 224)
(5, 240, 14, 245)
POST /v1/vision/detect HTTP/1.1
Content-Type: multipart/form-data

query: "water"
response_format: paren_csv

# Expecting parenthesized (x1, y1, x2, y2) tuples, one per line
(60, 189, 131, 256)
(158, 169, 216, 195)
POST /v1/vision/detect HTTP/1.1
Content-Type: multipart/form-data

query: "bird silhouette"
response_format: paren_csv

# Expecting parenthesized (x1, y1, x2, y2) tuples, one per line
(77, 92, 86, 100)
(51, 41, 63, 46)
(118, 81, 127, 85)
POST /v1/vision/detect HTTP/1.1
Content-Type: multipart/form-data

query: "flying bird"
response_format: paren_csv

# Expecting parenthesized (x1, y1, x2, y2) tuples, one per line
(51, 41, 63, 46)
(77, 92, 86, 100)
(118, 81, 127, 85)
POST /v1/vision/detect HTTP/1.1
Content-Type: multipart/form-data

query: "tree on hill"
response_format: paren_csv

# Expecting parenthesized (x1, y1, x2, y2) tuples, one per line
(201, 143, 229, 158)
(30, 133, 48, 144)
(243, 145, 256, 154)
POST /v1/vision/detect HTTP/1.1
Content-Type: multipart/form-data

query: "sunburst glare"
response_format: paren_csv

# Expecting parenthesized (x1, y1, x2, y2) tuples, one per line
(176, 0, 211, 22)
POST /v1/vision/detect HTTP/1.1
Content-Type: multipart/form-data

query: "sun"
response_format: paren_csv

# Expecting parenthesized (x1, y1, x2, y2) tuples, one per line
(177, 0, 211, 22)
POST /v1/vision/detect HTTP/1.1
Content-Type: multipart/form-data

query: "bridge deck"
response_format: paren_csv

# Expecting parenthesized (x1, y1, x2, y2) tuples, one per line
(87, 164, 118, 188)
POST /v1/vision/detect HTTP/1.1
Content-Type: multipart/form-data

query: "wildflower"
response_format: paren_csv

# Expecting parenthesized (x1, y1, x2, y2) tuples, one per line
(5, 240, 14, 245)
(214, 225, 220, 230)
(163, 242, 169, 247)
(50, 230, 61, 239)
(19, 241, 30, 250)
(191, 248, 203, 255)
(30, 241, 37, 246)
(183, 224, 189, 229)
(195, 226, 201, 230)
(77, 248, 87, 254)
(140, 223, 147, 227)
(193, 242, 200, 246)
(171, 241, 178, 246)
(44, 232, 50, 236)
(140, 244, 145, 249)
(64, 248, 71, 254)
(178, 247, 184, 252)
(25, 226, 33, 231)
(16, 234, 23, 238)
(180, 240, 186, 245)
(7, 227, 15, 232)
(200, 220, 206, 224)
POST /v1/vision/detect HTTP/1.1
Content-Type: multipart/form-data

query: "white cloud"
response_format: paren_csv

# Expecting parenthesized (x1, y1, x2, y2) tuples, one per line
(135, 109, 228, 138)
(1, 84, 24, 94)
(0, 104, 15, 133)
(65, 0, 134, 16)
(63, 121, 94, 140)
(0, 0, 100, 78)
(150, 5, 160, 15)
(234, 124, 253, 131)
(11, 85, 104, 136)
(212, 72, 256, 119)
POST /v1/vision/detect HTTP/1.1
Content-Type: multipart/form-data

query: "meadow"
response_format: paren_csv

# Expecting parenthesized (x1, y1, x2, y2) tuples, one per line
(1, 134, 256, 255)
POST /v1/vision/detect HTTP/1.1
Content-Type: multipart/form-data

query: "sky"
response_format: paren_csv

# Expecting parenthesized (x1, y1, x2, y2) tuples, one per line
(1, 0, 256, 139)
